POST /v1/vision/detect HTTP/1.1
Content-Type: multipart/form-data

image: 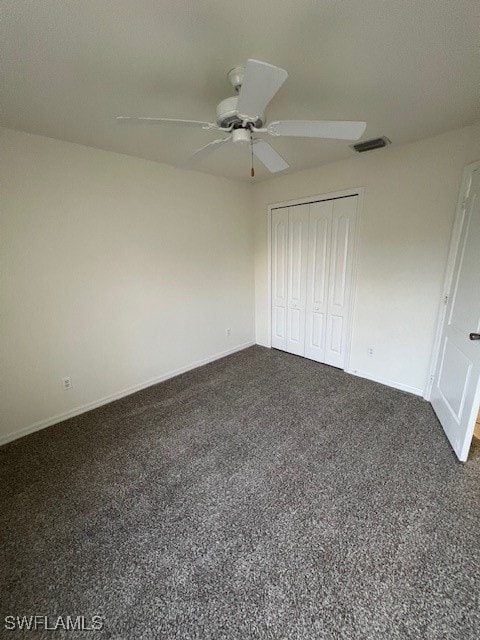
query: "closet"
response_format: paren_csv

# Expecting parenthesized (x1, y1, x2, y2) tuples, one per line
(271, 195, 358, 369)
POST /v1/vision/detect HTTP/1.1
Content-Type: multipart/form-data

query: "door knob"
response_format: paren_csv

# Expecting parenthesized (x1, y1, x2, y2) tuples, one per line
(314, 306, 320, 311)
(470, 332, 480, 340)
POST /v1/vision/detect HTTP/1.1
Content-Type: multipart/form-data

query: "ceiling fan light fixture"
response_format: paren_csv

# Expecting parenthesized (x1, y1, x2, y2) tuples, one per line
(232, 128, 251, 144)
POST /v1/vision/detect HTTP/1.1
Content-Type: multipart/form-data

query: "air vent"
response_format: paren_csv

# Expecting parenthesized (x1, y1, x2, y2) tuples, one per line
(351, 136, 391, 153)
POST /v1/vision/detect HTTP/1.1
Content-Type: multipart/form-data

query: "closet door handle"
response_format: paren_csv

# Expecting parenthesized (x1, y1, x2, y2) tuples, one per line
(470, 332, 480, 340)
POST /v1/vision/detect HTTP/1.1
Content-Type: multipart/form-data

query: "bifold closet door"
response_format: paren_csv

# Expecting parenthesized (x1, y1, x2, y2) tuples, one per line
(286, 204, 309, 355)
(324, 197, 357, 368)
(271, 196, 357, 368)
(271, 208, 288, 350)
(305, 200, 333, 362)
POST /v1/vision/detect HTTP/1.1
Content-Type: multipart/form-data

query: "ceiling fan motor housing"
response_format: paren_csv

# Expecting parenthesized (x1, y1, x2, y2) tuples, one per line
(216, 96, 265, 129)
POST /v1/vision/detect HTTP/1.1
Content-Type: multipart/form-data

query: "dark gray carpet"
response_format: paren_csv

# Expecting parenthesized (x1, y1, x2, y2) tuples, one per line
(1, 346, 479, 639)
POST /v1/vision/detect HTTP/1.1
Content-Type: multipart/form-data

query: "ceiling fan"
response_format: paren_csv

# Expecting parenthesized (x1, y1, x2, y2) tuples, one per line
(117, 59, 367, 176)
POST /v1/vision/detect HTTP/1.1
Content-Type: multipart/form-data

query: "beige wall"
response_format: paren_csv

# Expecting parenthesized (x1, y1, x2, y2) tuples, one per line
(253, 124, 480, 394)
(1, 128, 255, 443)
(2, 122, 479, 444)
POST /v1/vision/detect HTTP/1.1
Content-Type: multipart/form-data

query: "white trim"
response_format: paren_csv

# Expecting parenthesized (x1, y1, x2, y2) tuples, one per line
(267, 198, 272, 349)
(269, 187, 365, 210)
(0, 341, 255, 447)
(344, 189, 364, 372)
(424, 159, 480, 401)
(266, 186, 364, 374)
(347, 368, 424, 397)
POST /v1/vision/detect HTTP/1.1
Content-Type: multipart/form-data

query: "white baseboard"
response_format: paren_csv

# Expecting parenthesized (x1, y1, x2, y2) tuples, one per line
(0, 341, 256, 447)
(257, 346, 423, 396)
(346, 369, 424, 397)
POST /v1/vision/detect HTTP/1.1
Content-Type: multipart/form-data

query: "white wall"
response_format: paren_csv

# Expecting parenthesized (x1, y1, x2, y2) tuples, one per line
(1, 128, 255, 443)
(254, 124, 480, 395)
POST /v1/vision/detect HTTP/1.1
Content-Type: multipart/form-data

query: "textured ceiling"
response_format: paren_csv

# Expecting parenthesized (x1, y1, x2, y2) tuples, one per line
(1, 0, 479, 181)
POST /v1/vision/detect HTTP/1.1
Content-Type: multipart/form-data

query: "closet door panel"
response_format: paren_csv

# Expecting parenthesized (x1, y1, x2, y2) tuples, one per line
(290, 308, 302, 342)
(325, 197, 357, 368)
(329, 314, 344, 355)
(286, 205, 309, 355)
(271, 208, 288, 350)
(305, 201, 333, 362)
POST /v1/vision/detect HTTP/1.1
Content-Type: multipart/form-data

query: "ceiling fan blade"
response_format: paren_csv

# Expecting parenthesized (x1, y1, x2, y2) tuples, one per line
(183, 137, 232, 167)
(116, 117, 217, 129)
(253, 140, 289, 173)
(236, 59, 288, 121)
(267, 120, 367, 140)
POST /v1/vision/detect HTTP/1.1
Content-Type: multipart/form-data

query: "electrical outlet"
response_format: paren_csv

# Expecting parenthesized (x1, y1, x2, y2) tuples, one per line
(62, 376, 72, 390)
(226, 328, 231, 336)
(367, 346, 374, 356)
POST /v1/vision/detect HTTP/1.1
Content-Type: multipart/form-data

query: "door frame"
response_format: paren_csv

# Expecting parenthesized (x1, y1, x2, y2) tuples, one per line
(425, 160, 480, 402)
(266, 187, 364, 371)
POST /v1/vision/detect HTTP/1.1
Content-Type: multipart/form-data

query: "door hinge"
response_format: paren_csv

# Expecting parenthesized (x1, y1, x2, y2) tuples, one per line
(443, 294, 449, 305)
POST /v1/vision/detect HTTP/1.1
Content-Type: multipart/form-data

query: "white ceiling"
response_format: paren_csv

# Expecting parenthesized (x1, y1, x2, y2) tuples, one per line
(2, 1, 479, 181)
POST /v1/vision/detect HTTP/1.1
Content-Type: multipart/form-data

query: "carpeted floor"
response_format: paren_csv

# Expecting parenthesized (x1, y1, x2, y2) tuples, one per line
(1, 345, 479, 639)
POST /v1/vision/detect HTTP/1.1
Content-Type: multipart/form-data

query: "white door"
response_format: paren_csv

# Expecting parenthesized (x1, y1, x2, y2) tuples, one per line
(324, 197, 357, 368)
(305, 200, 333, 362)
(271, 208, 288, 350)
(286, 204, 309, 356)
(431, 167, 480, 461)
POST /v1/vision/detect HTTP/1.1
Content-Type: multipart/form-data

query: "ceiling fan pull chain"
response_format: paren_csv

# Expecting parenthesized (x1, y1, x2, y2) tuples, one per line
(250, 136, 255, 177)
